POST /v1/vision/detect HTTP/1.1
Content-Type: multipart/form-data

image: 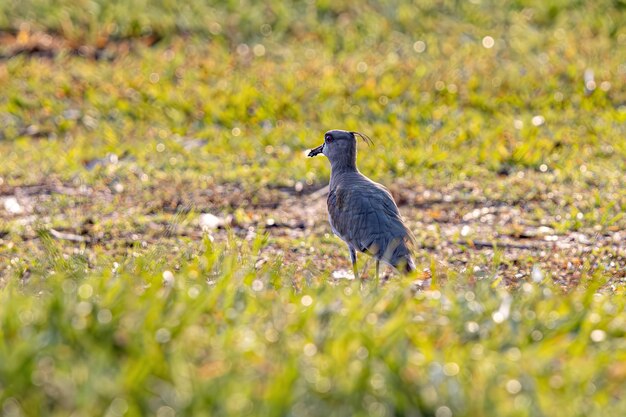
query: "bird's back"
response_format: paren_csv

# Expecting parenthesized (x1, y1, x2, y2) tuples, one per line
(327, 172, 415, 271)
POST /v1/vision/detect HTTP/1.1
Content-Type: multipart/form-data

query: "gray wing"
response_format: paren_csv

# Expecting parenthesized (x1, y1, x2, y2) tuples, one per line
(327, 182, 414, 261)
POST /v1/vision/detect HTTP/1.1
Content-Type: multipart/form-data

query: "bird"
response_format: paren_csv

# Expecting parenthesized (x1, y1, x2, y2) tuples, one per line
(308, 129, 416, 280)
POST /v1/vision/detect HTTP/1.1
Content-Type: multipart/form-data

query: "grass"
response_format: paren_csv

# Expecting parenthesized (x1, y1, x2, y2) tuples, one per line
(3, 237, 626, 416)
(1, 1, 626, 416)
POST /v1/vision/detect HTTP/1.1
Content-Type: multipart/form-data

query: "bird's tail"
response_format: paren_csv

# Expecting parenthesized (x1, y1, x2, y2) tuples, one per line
(384, 237, 416, 274)
(402, 255, 416, 274)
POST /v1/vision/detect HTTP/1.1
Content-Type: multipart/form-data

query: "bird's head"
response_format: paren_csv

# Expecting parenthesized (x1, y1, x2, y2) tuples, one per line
(308, 130, 373, 167)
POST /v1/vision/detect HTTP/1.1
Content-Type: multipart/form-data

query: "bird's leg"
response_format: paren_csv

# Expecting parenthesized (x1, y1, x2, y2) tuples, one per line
(375, 260, 380, 283)
(348, 245, 360, 279)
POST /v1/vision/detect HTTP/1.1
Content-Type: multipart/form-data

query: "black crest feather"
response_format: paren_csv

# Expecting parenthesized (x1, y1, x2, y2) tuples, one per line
(350, 131, 374, 147)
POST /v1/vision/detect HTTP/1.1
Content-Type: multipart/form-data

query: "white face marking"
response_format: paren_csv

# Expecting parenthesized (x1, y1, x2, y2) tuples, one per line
(322, 135, 333, 159)
(322, 134, 331, 157)
(322, 142, 329, 157)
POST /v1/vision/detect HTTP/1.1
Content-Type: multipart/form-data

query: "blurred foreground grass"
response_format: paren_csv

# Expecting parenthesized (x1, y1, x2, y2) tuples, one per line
(3, 235, 626, 416)
(1, 1, 626, 416)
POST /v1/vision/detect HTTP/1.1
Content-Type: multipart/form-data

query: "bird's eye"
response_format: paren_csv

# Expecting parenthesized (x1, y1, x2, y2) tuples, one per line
(325, 135, 332, 142)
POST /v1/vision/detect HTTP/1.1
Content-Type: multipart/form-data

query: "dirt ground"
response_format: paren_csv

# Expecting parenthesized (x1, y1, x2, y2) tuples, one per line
(2, 173, 625, 287)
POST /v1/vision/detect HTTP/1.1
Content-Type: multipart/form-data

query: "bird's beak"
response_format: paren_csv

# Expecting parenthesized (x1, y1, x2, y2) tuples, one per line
(308, 143, 324, 157)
